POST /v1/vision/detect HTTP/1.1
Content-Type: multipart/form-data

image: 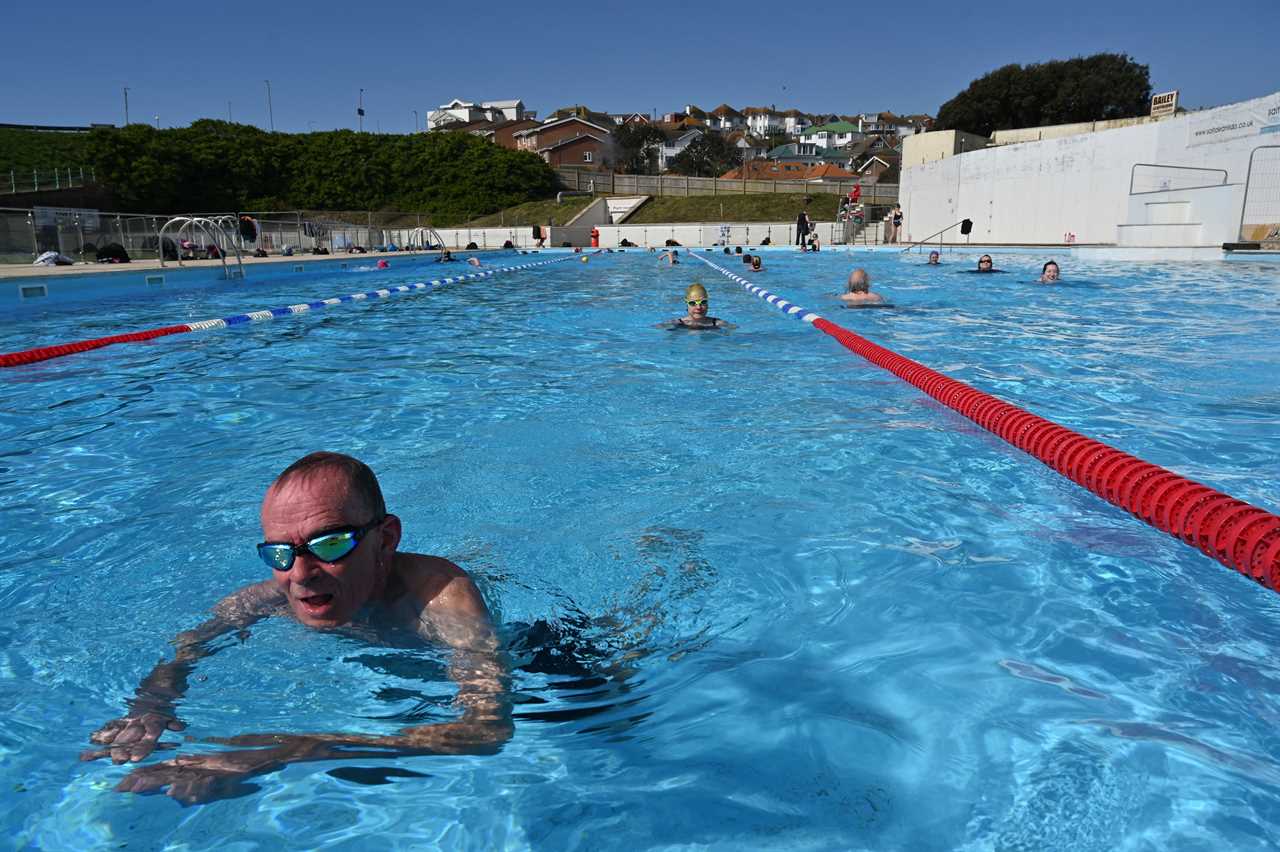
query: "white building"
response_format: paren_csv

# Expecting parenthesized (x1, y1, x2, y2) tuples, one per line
(899, 90, 1280, 248)
(745, 107, 783, 137)
(427, 99, 531, 130)
(780, 109, 812, 137)
(800, 121, 860, 148)
(656, 128, 704, 171)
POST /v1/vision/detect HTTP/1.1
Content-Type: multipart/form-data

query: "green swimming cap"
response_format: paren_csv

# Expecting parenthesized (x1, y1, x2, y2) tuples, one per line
(685, 283, 708, 301)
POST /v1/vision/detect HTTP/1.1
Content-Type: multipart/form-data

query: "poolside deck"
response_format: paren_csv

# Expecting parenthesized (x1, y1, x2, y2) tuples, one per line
(0, 249, 442, 280)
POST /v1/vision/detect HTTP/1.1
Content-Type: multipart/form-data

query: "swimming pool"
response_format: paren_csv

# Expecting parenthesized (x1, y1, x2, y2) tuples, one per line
(3, 248, 1279, 849)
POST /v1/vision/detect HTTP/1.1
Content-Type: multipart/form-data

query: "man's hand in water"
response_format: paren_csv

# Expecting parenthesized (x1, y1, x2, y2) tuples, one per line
(84, 711, 186, 763)
(112, 748, 285, 806)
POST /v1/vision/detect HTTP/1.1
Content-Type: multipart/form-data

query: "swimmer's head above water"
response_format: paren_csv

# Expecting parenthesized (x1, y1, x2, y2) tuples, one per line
(685, 283, 709, 321)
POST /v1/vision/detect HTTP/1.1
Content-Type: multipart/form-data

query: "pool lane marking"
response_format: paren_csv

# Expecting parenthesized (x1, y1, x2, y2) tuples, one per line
(692, 252, 1280, 594)
(0, 256, 577, 368)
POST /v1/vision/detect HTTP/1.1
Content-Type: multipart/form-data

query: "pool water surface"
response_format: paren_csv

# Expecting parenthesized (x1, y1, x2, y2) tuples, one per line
(2, 248, 1279, 850)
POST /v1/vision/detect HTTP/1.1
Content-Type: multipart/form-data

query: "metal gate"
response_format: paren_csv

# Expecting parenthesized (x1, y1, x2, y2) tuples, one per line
(1239, 145, 1280, 244)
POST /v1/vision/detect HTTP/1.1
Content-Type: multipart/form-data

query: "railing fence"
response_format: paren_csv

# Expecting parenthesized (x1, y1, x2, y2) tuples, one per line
(2, 166, 96, 195)
(554, 167, 899, 205)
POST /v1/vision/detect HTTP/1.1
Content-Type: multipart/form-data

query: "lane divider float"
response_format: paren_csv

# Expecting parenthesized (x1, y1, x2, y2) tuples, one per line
(1, 256, 576, 368)
(692, 253, 1280, 593)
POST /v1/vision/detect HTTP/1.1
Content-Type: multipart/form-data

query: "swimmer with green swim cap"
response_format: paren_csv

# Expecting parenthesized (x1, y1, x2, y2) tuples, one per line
(657, 282, 735, 330)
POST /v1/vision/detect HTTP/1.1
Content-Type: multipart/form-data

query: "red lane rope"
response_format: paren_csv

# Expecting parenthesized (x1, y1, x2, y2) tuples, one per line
(0, 325, 191, 368)
(809, 316, 1280, 593)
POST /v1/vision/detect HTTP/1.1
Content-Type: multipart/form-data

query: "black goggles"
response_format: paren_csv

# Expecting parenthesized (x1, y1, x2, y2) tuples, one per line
(257, 517, 384, 572)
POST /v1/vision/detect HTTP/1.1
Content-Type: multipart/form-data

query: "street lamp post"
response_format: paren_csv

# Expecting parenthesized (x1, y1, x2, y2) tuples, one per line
(358, 88, 365, 132)
(122, 87, 130, 126)
(227, 101, 233, 122)
(412, 109, 419, 132)
(264, 79, 274, 131)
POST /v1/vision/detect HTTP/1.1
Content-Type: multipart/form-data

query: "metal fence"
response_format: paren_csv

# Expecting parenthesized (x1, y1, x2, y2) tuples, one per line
(3, 167, 95, 195)
(1239, 146, 1280, 244)
(554, 168, 899, 205)
(0, 207, 455, 264)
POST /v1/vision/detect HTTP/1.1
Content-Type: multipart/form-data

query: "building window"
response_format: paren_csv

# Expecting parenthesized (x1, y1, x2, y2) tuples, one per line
(583, 151, 593, 163)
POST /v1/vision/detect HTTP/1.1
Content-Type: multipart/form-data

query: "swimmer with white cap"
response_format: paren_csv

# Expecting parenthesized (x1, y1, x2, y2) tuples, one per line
(657, 282, 735, 330)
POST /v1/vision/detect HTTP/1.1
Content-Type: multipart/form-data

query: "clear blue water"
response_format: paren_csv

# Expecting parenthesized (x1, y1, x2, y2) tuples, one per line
(2, 248, 1279, 850)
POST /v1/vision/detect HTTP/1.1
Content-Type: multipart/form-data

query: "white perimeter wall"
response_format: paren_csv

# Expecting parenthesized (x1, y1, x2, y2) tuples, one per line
(900, 91, 1280, 246)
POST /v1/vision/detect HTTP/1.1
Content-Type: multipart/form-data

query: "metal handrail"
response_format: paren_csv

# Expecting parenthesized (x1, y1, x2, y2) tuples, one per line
(1129, 163, 1229, 196)
(405, 226, 445, 250)
(901, 219, 967, 253)
(157, 216, 244, 279)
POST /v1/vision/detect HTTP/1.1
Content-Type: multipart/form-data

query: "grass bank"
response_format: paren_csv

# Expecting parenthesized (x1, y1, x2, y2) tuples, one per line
(466, 196, 593, 227)
(624, 194, 841, 224)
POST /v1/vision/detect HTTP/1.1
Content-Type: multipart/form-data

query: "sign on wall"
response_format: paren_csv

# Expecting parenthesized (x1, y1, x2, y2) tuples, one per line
(1151, 90, 1179, 118)
(1187, 94, 1280, 147)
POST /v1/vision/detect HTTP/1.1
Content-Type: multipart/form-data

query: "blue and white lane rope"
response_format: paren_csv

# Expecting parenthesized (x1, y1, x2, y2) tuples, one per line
(1, 255, 578, 367)
(691, 254, 824, 324)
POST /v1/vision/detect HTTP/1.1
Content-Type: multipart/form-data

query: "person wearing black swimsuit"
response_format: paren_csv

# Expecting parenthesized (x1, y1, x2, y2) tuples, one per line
(658, 283, 734, 330)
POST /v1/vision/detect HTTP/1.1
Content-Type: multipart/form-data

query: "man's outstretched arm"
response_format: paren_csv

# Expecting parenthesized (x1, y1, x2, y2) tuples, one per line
(84, 582, 282, 764)
(113, 570, 512, 804)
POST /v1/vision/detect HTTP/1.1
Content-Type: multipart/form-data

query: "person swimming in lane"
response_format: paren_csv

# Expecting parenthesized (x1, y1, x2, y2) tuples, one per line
(657, 283, 734, 330)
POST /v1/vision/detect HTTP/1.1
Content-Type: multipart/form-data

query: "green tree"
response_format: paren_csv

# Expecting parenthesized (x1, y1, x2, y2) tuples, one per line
(935, 53, 1152, 137)
(668, 134, 742, 177)
(77, 123, 557, 224)
(614, 123, 667, 174)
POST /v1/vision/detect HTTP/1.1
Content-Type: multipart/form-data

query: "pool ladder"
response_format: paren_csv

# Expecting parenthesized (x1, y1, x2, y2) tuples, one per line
(406, 226, 447, 251)
(158, 216, 246, 279)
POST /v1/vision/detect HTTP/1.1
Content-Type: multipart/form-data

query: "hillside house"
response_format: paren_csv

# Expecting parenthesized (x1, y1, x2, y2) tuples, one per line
(427, 98, 531, 130)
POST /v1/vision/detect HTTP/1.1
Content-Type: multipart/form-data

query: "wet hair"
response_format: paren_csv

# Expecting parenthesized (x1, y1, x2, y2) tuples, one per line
(269, 451, 386, 521)
(723, 247, 731, 254)
(734, 246, 743, 254)
(750, 256, 762, 269)
(847, 269, 870, 293)
(1042, 260, 1059, 273)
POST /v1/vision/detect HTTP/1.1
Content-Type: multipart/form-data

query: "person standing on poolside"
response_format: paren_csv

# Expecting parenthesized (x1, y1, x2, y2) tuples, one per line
(659, 283, 733, 330)
(796, 208, 811, 249)
(840, 268, 888, 307)
(890, 205, 904, 244)
(1039, 260, 1060, 282)
(83, 452, 510, 804)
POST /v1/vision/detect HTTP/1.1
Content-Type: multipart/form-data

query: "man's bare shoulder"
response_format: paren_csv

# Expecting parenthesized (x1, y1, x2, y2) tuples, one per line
(397, 554, 487, 619)
(388, 554, 494, 648)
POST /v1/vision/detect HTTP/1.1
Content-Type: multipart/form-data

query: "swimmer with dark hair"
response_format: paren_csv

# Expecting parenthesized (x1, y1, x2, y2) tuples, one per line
(927, 250, 941, 265)
(750, 255, 763, 272)
(840, 268, 890, 308)
(436, 250, 456, 263)
(657, 283, 735, 330)
(973, 254, 1003, 273)
(741, 253, 752, 265)
(734, 246, 743, 255)
(1039, 260, 1060, 282)
(659, 250, 680, 265)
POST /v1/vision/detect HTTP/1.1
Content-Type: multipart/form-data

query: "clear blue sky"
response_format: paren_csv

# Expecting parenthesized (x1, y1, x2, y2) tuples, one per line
(3, 0, 1276, 133)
